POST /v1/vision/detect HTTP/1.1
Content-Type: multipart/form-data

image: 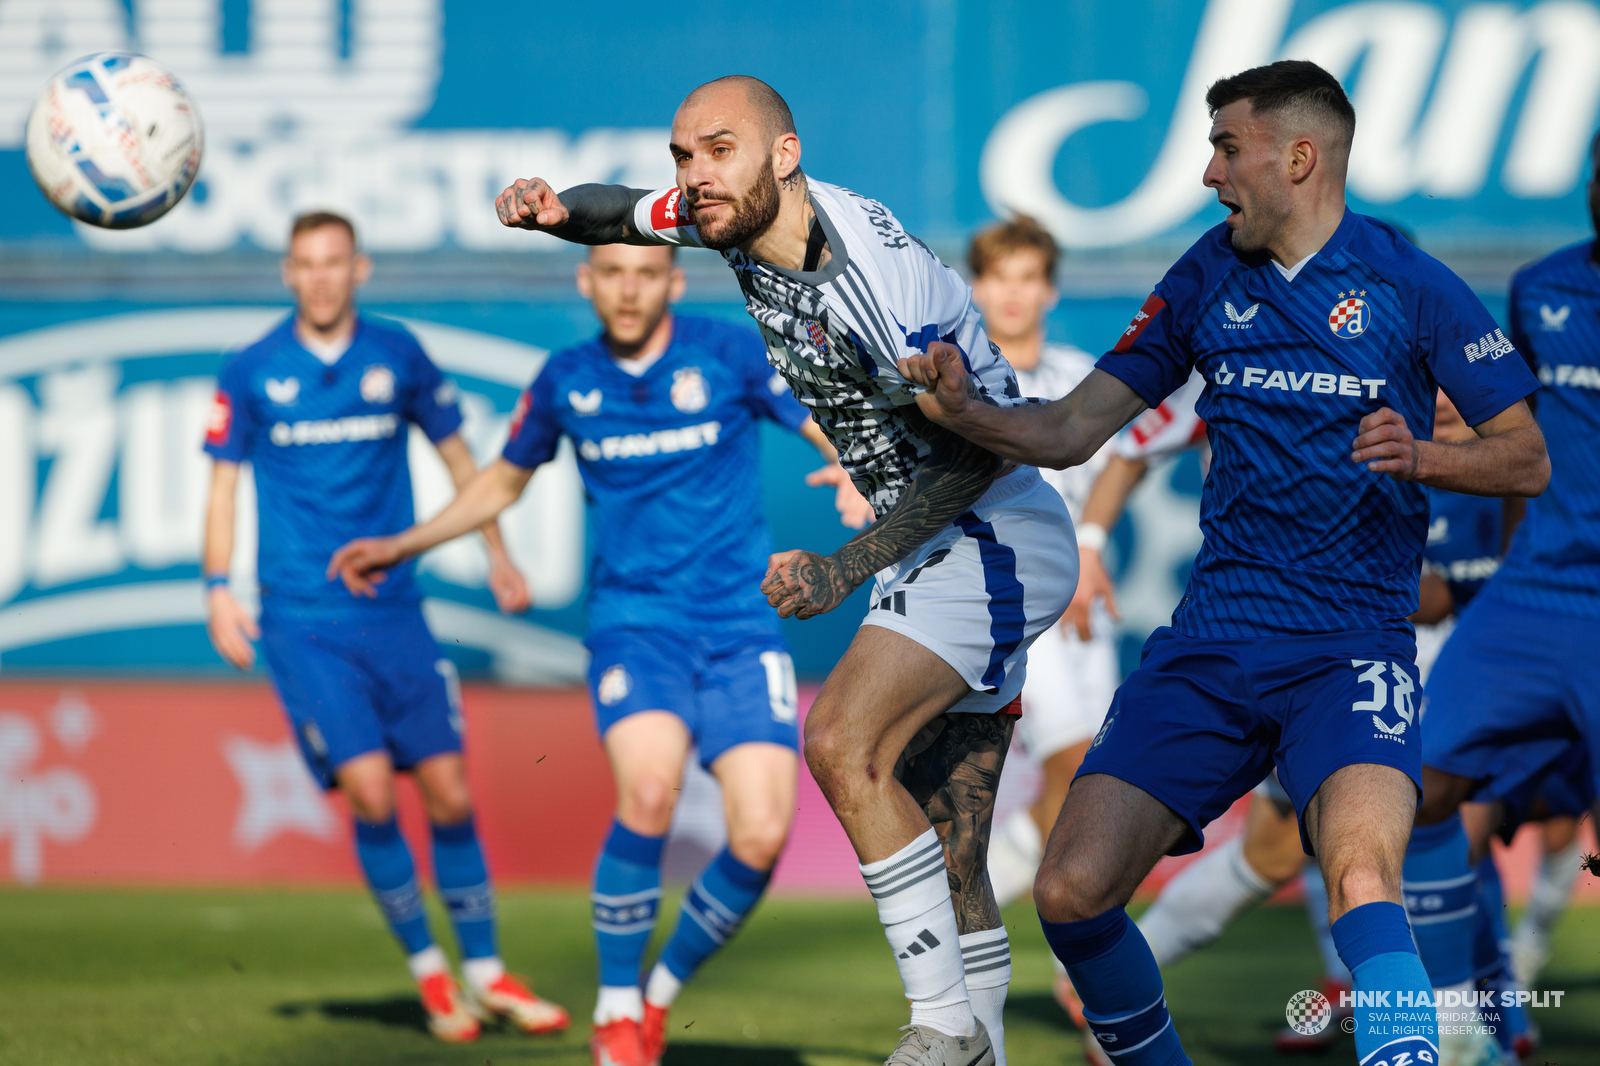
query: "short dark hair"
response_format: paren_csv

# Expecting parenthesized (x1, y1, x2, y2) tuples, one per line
(687, 75, 796, 142)
(1205, 60, 1355, 148)
(290, 210, 357, 247)
(967, 215, 1059, 280)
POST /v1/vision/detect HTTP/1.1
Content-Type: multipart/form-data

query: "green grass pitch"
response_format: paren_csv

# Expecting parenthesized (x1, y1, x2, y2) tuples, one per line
(0, 888, 1594, 1065)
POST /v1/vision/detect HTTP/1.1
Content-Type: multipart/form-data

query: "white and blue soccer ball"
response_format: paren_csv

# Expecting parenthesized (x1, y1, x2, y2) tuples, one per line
(25, 52, 203, 230)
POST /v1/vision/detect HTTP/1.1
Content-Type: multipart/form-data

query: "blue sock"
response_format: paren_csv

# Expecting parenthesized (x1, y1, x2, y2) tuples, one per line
(1041, 908, 1190, 1066)
(432, 817, 497, 962)
(658, 847, 771, 982)
(1331, 901, 1437, 1063)
(592, 820, 665, 988)
(354, 817, 433, 956)
(1402, 815, 1477, 987)
(1472, 855, 1528, 1050)
(1302, 864, 1353, 985)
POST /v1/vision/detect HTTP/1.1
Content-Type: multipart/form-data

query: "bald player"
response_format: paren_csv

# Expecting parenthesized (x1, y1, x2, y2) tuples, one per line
(901, 61, 1546, 1066)
(468, 75, 1081, 1066)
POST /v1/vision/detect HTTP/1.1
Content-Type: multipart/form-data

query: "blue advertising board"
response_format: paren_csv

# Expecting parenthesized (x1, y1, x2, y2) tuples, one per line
(0, 0, 1589, 678)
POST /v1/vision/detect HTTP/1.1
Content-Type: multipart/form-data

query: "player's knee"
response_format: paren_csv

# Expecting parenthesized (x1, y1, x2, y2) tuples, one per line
(801, 720, 852, 798)
(344, 781, 395, 823)
(1328, 861, 1397, 914)
(619, 776, 678, 834)
(425, 790, 473, 827)
(1033, 855, 1116, 923)
(727, 818, 788, 871)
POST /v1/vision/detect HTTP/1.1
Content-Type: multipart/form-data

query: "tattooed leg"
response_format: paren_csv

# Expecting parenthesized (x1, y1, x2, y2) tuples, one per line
(897, 711, 1016, 1062)
(895, 711, 1014, 934)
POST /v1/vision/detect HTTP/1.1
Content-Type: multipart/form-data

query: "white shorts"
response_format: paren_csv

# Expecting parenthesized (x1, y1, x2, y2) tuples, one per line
(1015, 601, 1118, 760)
(860, 467, 1076, 714)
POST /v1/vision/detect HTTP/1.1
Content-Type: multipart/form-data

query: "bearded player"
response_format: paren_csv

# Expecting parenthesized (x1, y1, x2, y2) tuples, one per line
(484, 76, 1077, 1066)
(902, 61, 1546, 1066)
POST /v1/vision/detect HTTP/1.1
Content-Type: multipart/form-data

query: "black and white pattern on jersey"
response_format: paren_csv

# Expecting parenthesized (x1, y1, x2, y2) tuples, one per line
(726, 243, 1020, 514)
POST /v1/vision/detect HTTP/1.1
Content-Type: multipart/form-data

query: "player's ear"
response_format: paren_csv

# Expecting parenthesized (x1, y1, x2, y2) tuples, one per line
(668, 265, 687, 304)
(576, 262, 594, 300)
(279, 256, 294, 294)
(774, 131, 801, 184)
(1289, 136, 1317, 185)
(353, 253, 373, 286)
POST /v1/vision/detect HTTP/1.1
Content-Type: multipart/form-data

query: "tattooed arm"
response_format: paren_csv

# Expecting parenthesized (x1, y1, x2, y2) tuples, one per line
(896, 713, 1014, 932)
(494, 178, 658, 245)
(761, 426, 1004, 619)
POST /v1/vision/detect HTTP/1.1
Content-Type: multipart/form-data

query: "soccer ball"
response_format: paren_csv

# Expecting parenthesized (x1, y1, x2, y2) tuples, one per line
(25, 52, 203, 230)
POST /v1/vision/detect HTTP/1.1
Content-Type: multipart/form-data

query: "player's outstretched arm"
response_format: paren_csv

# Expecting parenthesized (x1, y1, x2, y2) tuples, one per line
(762, 430, 1001, 620)
(202, 460, 259, 671)
(1350, 399, 1549, 497)
(433, 434, 530, 613)
(495, 178, 655, 246)
(328, 459, 534, 598)
(899, 343, 1146, 469)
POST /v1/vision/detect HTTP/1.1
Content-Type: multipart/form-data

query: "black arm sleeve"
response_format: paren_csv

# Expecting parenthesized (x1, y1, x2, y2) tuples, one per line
(546, 184, 654, 245)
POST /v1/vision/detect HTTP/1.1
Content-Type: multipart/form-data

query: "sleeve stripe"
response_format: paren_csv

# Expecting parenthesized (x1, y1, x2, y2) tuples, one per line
(1112, 293, 1168, 354)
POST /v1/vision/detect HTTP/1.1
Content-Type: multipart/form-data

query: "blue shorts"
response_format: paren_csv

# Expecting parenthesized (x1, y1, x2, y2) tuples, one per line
(1422, 596, 1600, 810)
(1079, 627, 1423, 855)
(259, 605, 463, 789)
(585, 628, 798, 768)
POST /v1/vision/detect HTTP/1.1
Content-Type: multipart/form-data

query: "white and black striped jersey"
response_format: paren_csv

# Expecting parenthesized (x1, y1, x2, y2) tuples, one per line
(1011, 343, 1113, 523)
(630, 179, 1030, 513)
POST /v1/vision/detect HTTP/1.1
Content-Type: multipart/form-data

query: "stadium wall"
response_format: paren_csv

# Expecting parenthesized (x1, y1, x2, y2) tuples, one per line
(0, 679, 1592, 902)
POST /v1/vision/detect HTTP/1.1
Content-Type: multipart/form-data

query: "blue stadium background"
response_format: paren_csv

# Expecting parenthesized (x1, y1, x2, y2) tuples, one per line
(0, 0, 1592, 680)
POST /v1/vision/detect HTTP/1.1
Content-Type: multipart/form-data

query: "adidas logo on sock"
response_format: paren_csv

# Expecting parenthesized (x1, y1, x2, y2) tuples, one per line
(897, 929, 941, 958)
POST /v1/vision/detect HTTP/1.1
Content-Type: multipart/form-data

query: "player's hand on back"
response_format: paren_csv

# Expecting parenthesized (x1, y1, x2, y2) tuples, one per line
(899, 340, 977, 428)
(1351, 407, 1420, 481)
(327, 537, 402, 598)
(762, 549, 859, 620)
(805, 464, 875, 530)
(487, 556, 532, 614)
(206, 586, 260, 671)
(495, 177, 569, 230)
(1063, 546, 1120, 641)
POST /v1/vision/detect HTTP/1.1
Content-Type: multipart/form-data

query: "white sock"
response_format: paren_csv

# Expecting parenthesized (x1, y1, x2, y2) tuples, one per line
(986, 809, 1043, 908)
(961, 929, 1011, 1066)
(1529, 840, 1581, 935)
(407, 944, 449, 981)
(1512, 839, 1581, 986)
(644, 963, 683, 1009)
(461, 955, 504, 992)
(594, 984, 643, 1025)
(1137, 834, 1275, 967)
(861, 828, 975, 1038)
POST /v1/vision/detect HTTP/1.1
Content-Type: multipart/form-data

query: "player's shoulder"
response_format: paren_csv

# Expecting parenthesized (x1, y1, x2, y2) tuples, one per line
(540, 335, 607, 383)
(1511, 239, 1596, 293)
(1162, 223, 1248, 316)
(221, 313, 295, 378)
(1343, 213, 1472, 298)
(1039, 342, 1099, 383)
(356, 313, 427, 359)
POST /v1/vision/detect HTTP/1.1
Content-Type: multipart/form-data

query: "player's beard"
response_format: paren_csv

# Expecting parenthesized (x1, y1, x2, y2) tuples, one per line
(689, 162, 781, 251)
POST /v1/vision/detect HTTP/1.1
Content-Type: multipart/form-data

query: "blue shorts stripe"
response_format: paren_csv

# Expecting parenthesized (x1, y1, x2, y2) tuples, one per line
(954, 512, 1026, 691)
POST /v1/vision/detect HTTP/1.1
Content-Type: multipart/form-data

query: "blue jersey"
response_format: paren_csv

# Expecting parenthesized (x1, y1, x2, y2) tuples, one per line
(1423, 489, 1501, 609)
(204, 314, 463, 609)
(501, 315, 809, 637)
(1099, 211, 1539, 638)
(1488, 240, 1600, 618)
